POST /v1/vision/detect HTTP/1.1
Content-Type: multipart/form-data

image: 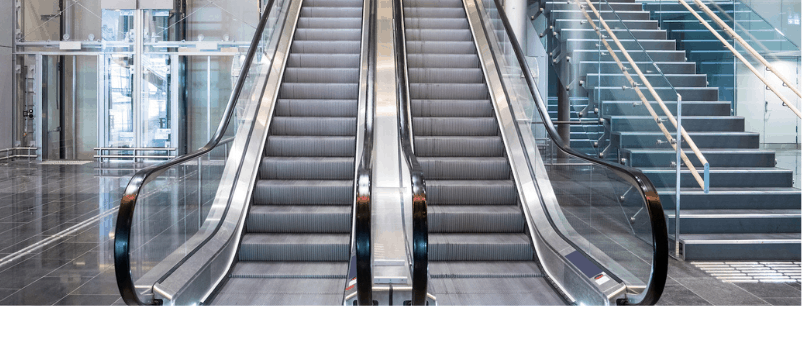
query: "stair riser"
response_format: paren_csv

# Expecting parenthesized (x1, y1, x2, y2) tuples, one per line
(578, 62, 695, 75)
(609, 117, 744, 132)
(574, 50, 687, 63)
(614, 133, 759, 149)
(591, 87, 718, 102)
(621, 151, 775, 168)
(585, 75, 707, 88)
(253, 182, 353, 205)
(239, 244, 350, 262)
(667, 216, 801, 234)
(601, 102, 731, 117)
(428, 244, 533, 261)
(646, 171, 793, 188)
(681, 242, 800, 261)
(655, 193, 801, 210)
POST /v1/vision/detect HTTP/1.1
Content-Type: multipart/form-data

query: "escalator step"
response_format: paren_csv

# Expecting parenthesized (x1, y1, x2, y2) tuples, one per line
(259, 157, 354, 180)
(246, 206, 352, 233)
(428, 233, 534, 261)
(426, 180, 518, 205)
(427, 205, 524, 233)
(414, 136, 504, 157)
(239, 234, 350, 261)
(265, 136, 355, 157)
(418, 157, 509, 180)
(253, 180, 353, 205)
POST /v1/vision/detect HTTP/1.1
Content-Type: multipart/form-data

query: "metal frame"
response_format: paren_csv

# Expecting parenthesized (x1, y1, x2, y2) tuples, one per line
(391, 0, 429, 306)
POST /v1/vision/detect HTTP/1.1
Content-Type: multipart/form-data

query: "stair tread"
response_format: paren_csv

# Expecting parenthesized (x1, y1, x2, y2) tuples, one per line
(678, 233, 801, 243)
(664, 209, 801, 217)
(231, 262, 348, 278)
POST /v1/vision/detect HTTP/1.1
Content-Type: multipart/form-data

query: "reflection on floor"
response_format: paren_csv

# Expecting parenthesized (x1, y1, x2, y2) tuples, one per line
(0, 161, 801, 305)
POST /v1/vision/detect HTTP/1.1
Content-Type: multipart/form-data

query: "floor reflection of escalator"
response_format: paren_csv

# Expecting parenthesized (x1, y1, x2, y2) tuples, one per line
(403, 0, 565, 305)
(209, 0, 363, 305)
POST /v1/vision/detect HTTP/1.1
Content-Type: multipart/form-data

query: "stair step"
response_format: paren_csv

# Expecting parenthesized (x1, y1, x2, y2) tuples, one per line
(578, 61, 695, 75)
(239, 233, 350, 261)
(590, 86, 718, 101)
(601, 100, 731, 117)
(270, 117, 356, 136)
(613, 131, 759, 149)
(419, 157, 510, 180)
(640, 167, 794, 188)
(677, 233, 800, 261)
(426, 180, 518, 205)
(265, 136, 355, 157)
(253, 180, 353, 205)
(609, 116, 744, 132)
(230, 262, 348, 279)
(655, 188, 801, 210)
(429, 261, 541, 277)
(413, 117, 498, 136)
(620, 148, 775, 168)
(259, 157, 354, 180)
(552, 19, 659, 30)
(428, 205, 524, 233)
(574, 50, 687, 63)
(414, 136, 504, 157)
(665, 209, 801, 234)
(428, 233, 533, 261)
(247, 205, 352, 233)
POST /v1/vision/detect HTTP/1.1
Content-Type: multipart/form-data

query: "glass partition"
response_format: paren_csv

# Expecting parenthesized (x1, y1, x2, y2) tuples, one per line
(479, 0, 671, 303)
(117, 0, 291, 304)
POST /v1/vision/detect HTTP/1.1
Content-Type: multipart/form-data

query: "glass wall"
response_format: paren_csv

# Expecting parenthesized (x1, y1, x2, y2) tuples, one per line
(13, 0, 260, 160)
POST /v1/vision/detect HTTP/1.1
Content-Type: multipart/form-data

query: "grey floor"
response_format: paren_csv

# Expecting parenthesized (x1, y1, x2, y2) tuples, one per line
(0, 160, 801, 305)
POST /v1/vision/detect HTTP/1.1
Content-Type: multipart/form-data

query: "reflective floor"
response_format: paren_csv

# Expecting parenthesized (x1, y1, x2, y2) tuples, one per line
(0, 160, 801, 305)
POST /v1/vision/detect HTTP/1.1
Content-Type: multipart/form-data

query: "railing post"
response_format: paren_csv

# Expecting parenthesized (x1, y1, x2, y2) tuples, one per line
(675, 94, 682, 258)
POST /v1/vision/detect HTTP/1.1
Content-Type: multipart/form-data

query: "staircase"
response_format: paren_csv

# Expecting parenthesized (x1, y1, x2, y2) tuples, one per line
(542, 0, 800, 260)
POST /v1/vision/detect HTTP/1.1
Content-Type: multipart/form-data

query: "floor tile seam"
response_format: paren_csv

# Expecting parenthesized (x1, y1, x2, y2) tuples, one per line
(664, 276, 715, 306)
(556, 206, 653, 266)
(677, 276, 773, 305)
(52, 265, 112, 304)
(0, 208, 115, 270)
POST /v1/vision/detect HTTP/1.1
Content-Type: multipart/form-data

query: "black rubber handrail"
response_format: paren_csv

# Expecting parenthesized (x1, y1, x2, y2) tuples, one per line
(114, 1, 277, 306)
(490, 0, 668, 305)
(392, 0, 428, 307)
(354, 0, 376, 306)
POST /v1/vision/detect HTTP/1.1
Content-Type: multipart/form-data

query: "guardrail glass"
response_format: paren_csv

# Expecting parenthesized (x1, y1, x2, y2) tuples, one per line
(114, 0, 290, 305)
(480, 0, 668, 304)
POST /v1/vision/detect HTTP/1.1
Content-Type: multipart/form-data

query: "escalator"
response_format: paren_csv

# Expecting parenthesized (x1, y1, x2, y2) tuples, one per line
(115, 0, 668, 307)
(402, 0, 566, 305)
(208, 0, 365, 305)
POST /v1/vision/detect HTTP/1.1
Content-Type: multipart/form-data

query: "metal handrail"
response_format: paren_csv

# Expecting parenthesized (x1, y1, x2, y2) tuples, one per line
(495, 0, 668, 305)
(393, 0, 428, 306)
(676, 0, 801, 118)
(354, 0, 375, 306)
(579, 0, 711, 193)
(113, 0, 277, 305)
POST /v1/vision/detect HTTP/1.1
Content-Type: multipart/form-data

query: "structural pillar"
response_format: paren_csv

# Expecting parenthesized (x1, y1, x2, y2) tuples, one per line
(556, 78, 569, 159)
(503, 0, 527, 48)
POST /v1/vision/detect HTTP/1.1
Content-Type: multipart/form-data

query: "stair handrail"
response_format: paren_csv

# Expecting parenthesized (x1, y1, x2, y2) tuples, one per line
(353, 0, 376, 306)
(675, 0, 801, 118)
(393, 0, 429, 306)
(578, 0, 711, 193)
(114, 0, 278, 305)
(489, 0, 669, 305)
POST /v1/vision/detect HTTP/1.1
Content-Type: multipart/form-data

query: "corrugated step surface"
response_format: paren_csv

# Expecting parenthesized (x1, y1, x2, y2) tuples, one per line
(544, 0, 801, 260)
(405, 0, 563, 305)
(211, 0, 362, 305)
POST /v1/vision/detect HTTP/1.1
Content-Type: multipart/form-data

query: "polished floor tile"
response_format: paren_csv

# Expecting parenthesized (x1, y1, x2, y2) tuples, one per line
(0, 160, 802, 306)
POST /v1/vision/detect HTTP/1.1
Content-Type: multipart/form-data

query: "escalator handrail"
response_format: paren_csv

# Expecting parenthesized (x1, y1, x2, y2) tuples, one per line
(392, 0, 428, 306)
(489, 0, 668, 305)
(114, 1, 277, 306)
(354, 0, 376, 306)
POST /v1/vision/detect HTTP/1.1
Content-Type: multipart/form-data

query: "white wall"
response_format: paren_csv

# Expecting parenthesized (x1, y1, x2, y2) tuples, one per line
(1, 0, 13, 150)
(735, 57, 801, 146)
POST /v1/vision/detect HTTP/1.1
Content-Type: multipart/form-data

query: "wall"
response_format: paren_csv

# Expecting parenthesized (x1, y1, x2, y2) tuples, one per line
(1, 0, 12, 150)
